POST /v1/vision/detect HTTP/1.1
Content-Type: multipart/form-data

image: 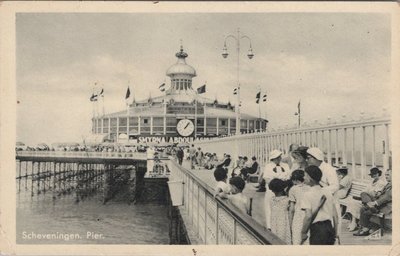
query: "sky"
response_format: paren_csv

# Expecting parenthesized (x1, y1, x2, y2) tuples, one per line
(16, 12, 391, 146)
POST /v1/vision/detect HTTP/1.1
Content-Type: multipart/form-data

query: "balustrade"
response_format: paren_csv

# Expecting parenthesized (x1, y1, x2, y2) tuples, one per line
(167, 160, 285, 245)
(194, 116, 391, 180)
(16, 151, 147, 160)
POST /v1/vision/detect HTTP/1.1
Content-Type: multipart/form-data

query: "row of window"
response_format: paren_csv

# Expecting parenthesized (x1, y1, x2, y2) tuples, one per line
(96, 117, 266, 128)
(95, 118, 266, 135)
(107, 127, 262, 137)
(171, 78, 192, 90)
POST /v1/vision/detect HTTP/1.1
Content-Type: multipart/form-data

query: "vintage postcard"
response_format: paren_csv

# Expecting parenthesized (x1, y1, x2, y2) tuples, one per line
(0, 1, 399, 256)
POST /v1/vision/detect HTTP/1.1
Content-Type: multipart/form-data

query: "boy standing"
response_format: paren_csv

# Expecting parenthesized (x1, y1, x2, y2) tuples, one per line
(301, 166, 338, 245)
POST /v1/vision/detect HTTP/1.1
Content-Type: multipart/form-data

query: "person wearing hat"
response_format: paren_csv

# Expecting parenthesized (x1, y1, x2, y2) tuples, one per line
(345, 167, 387, 231)
(306, 147, 339, 195)
(258, 149, 290, 230)
(300, 166, 338, 245)
(354, 169, 392, 236)
(335, 166, 352, 200)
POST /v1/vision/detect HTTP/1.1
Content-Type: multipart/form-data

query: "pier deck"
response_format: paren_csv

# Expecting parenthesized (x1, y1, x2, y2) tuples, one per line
(181, 160, 391, 245)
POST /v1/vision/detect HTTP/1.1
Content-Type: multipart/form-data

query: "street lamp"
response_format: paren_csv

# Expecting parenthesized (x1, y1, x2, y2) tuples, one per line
(222, 28, 254, 135)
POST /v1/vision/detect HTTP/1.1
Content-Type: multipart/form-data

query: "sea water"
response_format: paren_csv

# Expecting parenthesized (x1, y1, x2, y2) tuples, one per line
(16, 163, 170, 244)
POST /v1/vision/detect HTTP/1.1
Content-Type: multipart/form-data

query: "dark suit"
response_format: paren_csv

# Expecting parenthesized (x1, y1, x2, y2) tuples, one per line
(359, 182, 392, 228)
(216, 158, 231, 169)
(176, 148, 184, 165)
(240, 161, 259, 177)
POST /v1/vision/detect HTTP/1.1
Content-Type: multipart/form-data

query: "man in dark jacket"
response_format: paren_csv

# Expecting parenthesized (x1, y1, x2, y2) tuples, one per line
(176, 147, 184, 165)
(240, 156, 259, 179)
(354, 169, 392, 236)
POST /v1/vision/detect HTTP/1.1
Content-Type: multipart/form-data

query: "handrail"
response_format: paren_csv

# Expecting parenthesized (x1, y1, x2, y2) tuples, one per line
(168, 158, 285, 245)
(193, 117, 392, 180)
(15, 151, 147, 160)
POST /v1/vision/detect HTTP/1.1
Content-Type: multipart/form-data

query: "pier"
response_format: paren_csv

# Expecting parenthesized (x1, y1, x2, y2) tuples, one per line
(16, 152, 147, 204)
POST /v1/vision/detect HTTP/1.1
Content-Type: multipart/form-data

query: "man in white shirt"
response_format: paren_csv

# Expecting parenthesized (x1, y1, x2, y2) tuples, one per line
(306, 147, 339, 195)
(259, 149, 290, 230)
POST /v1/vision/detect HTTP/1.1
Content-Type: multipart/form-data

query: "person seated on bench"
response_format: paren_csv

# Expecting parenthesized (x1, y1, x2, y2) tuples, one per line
(346, 167, 387, 231)
(353, 169, 392, 236)
(334, 167, 352, 200)
(240, 156, 259, 179)
(232, 156, 245, 177)
(216, 154, 231, 172)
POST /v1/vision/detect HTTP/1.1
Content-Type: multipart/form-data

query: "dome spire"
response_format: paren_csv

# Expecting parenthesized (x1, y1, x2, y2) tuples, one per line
(176, 39, 188, 59)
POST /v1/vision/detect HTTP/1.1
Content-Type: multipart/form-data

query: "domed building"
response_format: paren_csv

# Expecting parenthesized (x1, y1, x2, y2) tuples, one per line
(91, 45, 268, 144)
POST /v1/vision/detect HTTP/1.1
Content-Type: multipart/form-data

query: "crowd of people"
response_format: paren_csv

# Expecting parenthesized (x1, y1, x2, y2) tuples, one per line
(177, 143, 392, 245)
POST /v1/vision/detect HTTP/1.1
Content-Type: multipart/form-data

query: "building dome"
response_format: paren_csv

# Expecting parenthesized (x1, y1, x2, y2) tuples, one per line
(166, 46, 197, 77)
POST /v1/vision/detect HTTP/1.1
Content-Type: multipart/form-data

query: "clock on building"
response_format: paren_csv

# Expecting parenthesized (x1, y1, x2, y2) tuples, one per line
(176, 119, 195, 137)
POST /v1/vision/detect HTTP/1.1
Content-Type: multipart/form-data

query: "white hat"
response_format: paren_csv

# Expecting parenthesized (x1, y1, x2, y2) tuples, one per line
(306, 147, 324, 161)
(269, 150, 282, 160)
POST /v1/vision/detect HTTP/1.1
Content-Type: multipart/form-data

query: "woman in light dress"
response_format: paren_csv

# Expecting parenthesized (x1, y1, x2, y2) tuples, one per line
(269, 178, 292, 244)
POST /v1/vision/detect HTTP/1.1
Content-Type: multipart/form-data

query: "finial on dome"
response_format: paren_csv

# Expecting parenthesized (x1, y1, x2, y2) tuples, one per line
(176, 40, 188, 58)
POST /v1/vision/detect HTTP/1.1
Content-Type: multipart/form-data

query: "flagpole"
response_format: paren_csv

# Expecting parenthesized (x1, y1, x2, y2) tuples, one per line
(96, 98, 99, 119)
(127, 85, 131, 143)
(203, 102, 207, 136)
(298, 100, 301, 128)
(258, 86, 261, 132)
(163, 99, 167, 135)
(92, 85, 95, 121)
(102, 95, 105, 117)
(101, 87, 105, 117)
(194, 92, 198, 139)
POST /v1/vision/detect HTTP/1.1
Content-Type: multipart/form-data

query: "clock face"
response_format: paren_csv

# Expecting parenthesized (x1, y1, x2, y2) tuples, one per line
(176, 119, 195, 137)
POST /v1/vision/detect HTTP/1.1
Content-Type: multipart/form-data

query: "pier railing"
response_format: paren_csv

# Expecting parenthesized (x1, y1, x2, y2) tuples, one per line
(194, 114, 391, 180)
(167, 159, 285, 245)
(16, 151, 147, 160)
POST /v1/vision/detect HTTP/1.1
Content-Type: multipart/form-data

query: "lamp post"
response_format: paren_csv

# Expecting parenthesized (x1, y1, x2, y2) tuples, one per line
(222, 28, 254, 135)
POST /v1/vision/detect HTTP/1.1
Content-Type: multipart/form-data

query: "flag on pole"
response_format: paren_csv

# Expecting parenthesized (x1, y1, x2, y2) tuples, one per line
(263, 93, 267, 102)
(125, 87, 131, 99)
(256, 91, 261, 104)
(233, 87, 238, 95)
(159, 83, 166, 92)
(99, 88, 104, 97)
(197, 84, 206, 94)
(90, 93, 98, 102)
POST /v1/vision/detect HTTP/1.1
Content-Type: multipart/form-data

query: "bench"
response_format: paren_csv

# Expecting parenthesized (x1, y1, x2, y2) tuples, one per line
(339, 180, 391, 233)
